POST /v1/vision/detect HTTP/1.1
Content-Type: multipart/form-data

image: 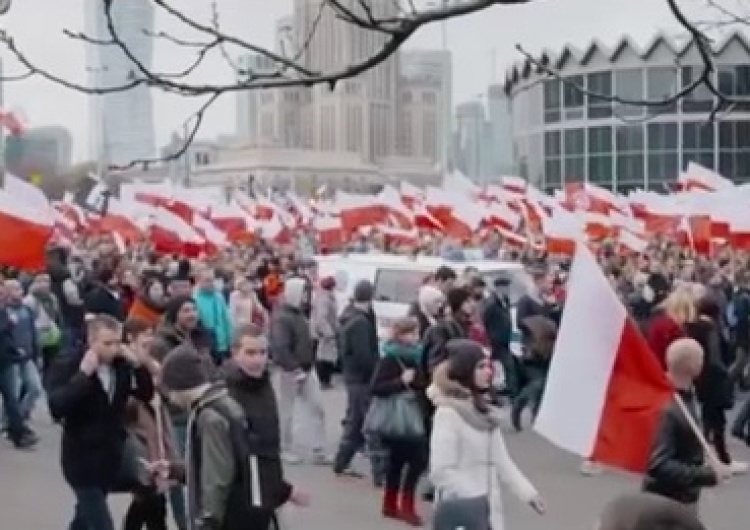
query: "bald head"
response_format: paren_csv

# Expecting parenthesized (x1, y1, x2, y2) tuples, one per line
(665, 338, 703, 379)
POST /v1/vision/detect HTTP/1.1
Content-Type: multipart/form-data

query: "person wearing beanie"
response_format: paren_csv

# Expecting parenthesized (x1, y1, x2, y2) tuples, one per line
(333, 279, 380, 479)
(269, 276, 330, 465)
(429, 339, 544, 530)
(422, 286, 474, 374)
(157, 345, 261, 530)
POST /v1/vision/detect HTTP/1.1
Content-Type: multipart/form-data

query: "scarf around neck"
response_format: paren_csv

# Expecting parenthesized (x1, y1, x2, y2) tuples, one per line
(435, 394, 503, 432)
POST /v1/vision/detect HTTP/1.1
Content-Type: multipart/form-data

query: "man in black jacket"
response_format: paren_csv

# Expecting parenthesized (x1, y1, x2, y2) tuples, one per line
(334, 279, 379, 478)
(47, 314, 154, 530)
(482, 277, 516, 396)
(642, 338, 729, 509)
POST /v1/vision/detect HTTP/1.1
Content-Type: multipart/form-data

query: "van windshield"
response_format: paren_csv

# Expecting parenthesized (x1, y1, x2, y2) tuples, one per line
(372, 267, 529, 306)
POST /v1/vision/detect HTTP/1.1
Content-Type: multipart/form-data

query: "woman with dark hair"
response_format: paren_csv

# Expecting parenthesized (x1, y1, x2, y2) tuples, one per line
(684, 294, 747, 475)
(128, 278, 168, 328)
(429, 339, 544, 530)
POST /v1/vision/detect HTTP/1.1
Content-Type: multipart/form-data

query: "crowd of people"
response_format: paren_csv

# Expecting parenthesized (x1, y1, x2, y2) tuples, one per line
(0, 233, 747, 530)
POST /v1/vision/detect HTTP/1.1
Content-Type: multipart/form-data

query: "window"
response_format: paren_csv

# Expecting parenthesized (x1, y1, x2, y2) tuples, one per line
(681, 67, 713, 113)
(587, 72, 613, 119)
(563, 75, 585, 120)
(616, 125, 644, 152)
(588, 126, 613, 185)
(564, 128, 585, 156)
(373, 269, 429, 304)
(543, 79, 561, 123)
(682, 122, 713, 151)
(614, 68, 644, 118)
(647, 123, 679, 185)
(422, 91, 437, 105)
(544, 131, 562, 188)
(544, 158, 562, 188)
(718, 121, 750, 181)
(647, 123, 678, 151)
(615, 125, 644, 186)
(718, 66, 750, 112)
(588, 126, 612, 154)
(423, 111, 437, 159)
(646, 67, 679, 115)
(544, 130, 561, 157)
(563, 156, 586, 182)
(682, 122, 715, 170)
(401, 91, 412, 104)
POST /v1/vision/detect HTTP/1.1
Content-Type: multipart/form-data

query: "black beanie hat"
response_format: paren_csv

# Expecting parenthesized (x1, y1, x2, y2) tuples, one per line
(446, 286, 471, 314)
(446, 339, 486, 390)
(353, 279, 374, 303)
(161, 345, 210, 391)
(164, 295, 195, 325)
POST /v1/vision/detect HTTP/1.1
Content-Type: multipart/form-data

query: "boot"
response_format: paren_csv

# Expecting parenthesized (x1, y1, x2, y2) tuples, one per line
(382, 488, 400, 519)
(399, 491, 423, 527)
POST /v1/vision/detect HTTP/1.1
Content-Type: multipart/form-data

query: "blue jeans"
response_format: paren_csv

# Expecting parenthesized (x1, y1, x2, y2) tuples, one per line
(169, 420, 188, 530)
(0, 363, 25, 442)
(69, 487, 114, 530)
(16, 359, 42, 419)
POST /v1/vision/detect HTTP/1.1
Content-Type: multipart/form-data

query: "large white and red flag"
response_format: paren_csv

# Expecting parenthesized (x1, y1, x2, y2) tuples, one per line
(534, 243, 674, 473)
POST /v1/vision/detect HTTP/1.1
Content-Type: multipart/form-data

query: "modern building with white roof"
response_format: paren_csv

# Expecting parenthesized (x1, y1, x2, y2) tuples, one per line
(503, 31, 750, 193)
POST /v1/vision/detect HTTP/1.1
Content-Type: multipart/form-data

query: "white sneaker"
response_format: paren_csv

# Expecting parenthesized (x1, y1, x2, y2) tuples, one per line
(281, 452, 302, 465)
(730, 461, 749, 476)
(580, 460, 602, 476)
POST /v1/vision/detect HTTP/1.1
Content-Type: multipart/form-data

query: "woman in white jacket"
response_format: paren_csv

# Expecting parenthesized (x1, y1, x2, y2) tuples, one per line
(429, 339, 545, 530)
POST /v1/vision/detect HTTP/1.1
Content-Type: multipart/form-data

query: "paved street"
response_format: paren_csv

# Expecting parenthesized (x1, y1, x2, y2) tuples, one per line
(1, 387, 749, 529)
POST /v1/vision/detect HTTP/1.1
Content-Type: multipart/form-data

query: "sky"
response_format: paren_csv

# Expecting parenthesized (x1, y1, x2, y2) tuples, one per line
(0, 0, 727, 161)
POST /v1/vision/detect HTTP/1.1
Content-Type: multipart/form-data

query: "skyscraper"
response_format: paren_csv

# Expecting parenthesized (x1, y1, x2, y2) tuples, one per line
(293, 0, 399, 162)
(85, 0, 155, 167)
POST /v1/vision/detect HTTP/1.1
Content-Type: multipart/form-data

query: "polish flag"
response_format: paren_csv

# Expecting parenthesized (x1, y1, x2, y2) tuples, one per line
(0, 187, 53, 270)
(534, 243, 673, 473)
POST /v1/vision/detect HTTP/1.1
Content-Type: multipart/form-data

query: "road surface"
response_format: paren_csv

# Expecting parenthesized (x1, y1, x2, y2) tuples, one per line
(1, 386, 748, 529)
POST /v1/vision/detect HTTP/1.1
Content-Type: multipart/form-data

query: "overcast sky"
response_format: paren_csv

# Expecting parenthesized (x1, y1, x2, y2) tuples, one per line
(0, 0, 725, 161)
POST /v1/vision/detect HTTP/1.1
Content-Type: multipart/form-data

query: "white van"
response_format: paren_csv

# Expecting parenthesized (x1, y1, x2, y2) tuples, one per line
(314, 253, 528, 354)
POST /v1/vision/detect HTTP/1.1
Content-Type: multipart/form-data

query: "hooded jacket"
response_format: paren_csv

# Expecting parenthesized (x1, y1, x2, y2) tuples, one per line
(338, 303, 379, 385)
(268, 278, 314, 372)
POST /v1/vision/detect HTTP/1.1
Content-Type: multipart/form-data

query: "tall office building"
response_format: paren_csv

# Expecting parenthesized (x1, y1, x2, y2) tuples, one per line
(455, 100, 491, 182)
(398, 50, 451, 166)
(487, 84, 514, 176)
(85, 0, 155, 167)
(292, 0, 399, 162)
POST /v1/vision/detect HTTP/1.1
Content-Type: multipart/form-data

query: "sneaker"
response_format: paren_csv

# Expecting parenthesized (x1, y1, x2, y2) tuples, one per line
(730, 461, 749, 476)
(281, 452, 302, 465)
(12, 431, 38, 450)
(310, 451, 333, 466)
(580, 460, 602, 476)
(334, 467, 365, 480)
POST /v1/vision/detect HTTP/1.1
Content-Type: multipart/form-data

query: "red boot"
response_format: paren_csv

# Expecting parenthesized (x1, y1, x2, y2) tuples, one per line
(399, 491, 423, 527)
(382, 488, 400, 519)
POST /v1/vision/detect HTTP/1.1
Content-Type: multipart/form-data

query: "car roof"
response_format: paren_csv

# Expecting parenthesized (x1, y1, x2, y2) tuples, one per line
(314, 253, 524, 273)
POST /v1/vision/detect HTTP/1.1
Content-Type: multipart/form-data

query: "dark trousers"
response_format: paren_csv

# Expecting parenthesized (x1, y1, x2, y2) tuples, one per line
(0, 362, 25, 443)
(493, 348, 518, 397)
(384, 439, 427, 494)
(333, 383, 370, 474)
(511, 376, 546, 430)
(702, 404, 731, 464)
(732, 393, 750, 442)
(316, 360, 336, 387)
(123, 491, 167, 530)
(69, 487, 115, 530)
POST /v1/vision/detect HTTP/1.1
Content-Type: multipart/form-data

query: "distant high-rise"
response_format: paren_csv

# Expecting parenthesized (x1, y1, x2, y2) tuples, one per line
(487, 84, 514, 176)
(293, 0, 399, 162)
(85, 0, 155, 167)
(398, 50, 451, 167)
(455, 101, 490, 182)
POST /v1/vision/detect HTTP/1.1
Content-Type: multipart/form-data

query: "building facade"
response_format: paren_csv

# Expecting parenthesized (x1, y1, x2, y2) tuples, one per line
(85, 0, 155, 166)
(399, 49, 452, 169)
(505, 31, 750, 192)
(487, 84, 515, 176)
(454, 100, 493, 182)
